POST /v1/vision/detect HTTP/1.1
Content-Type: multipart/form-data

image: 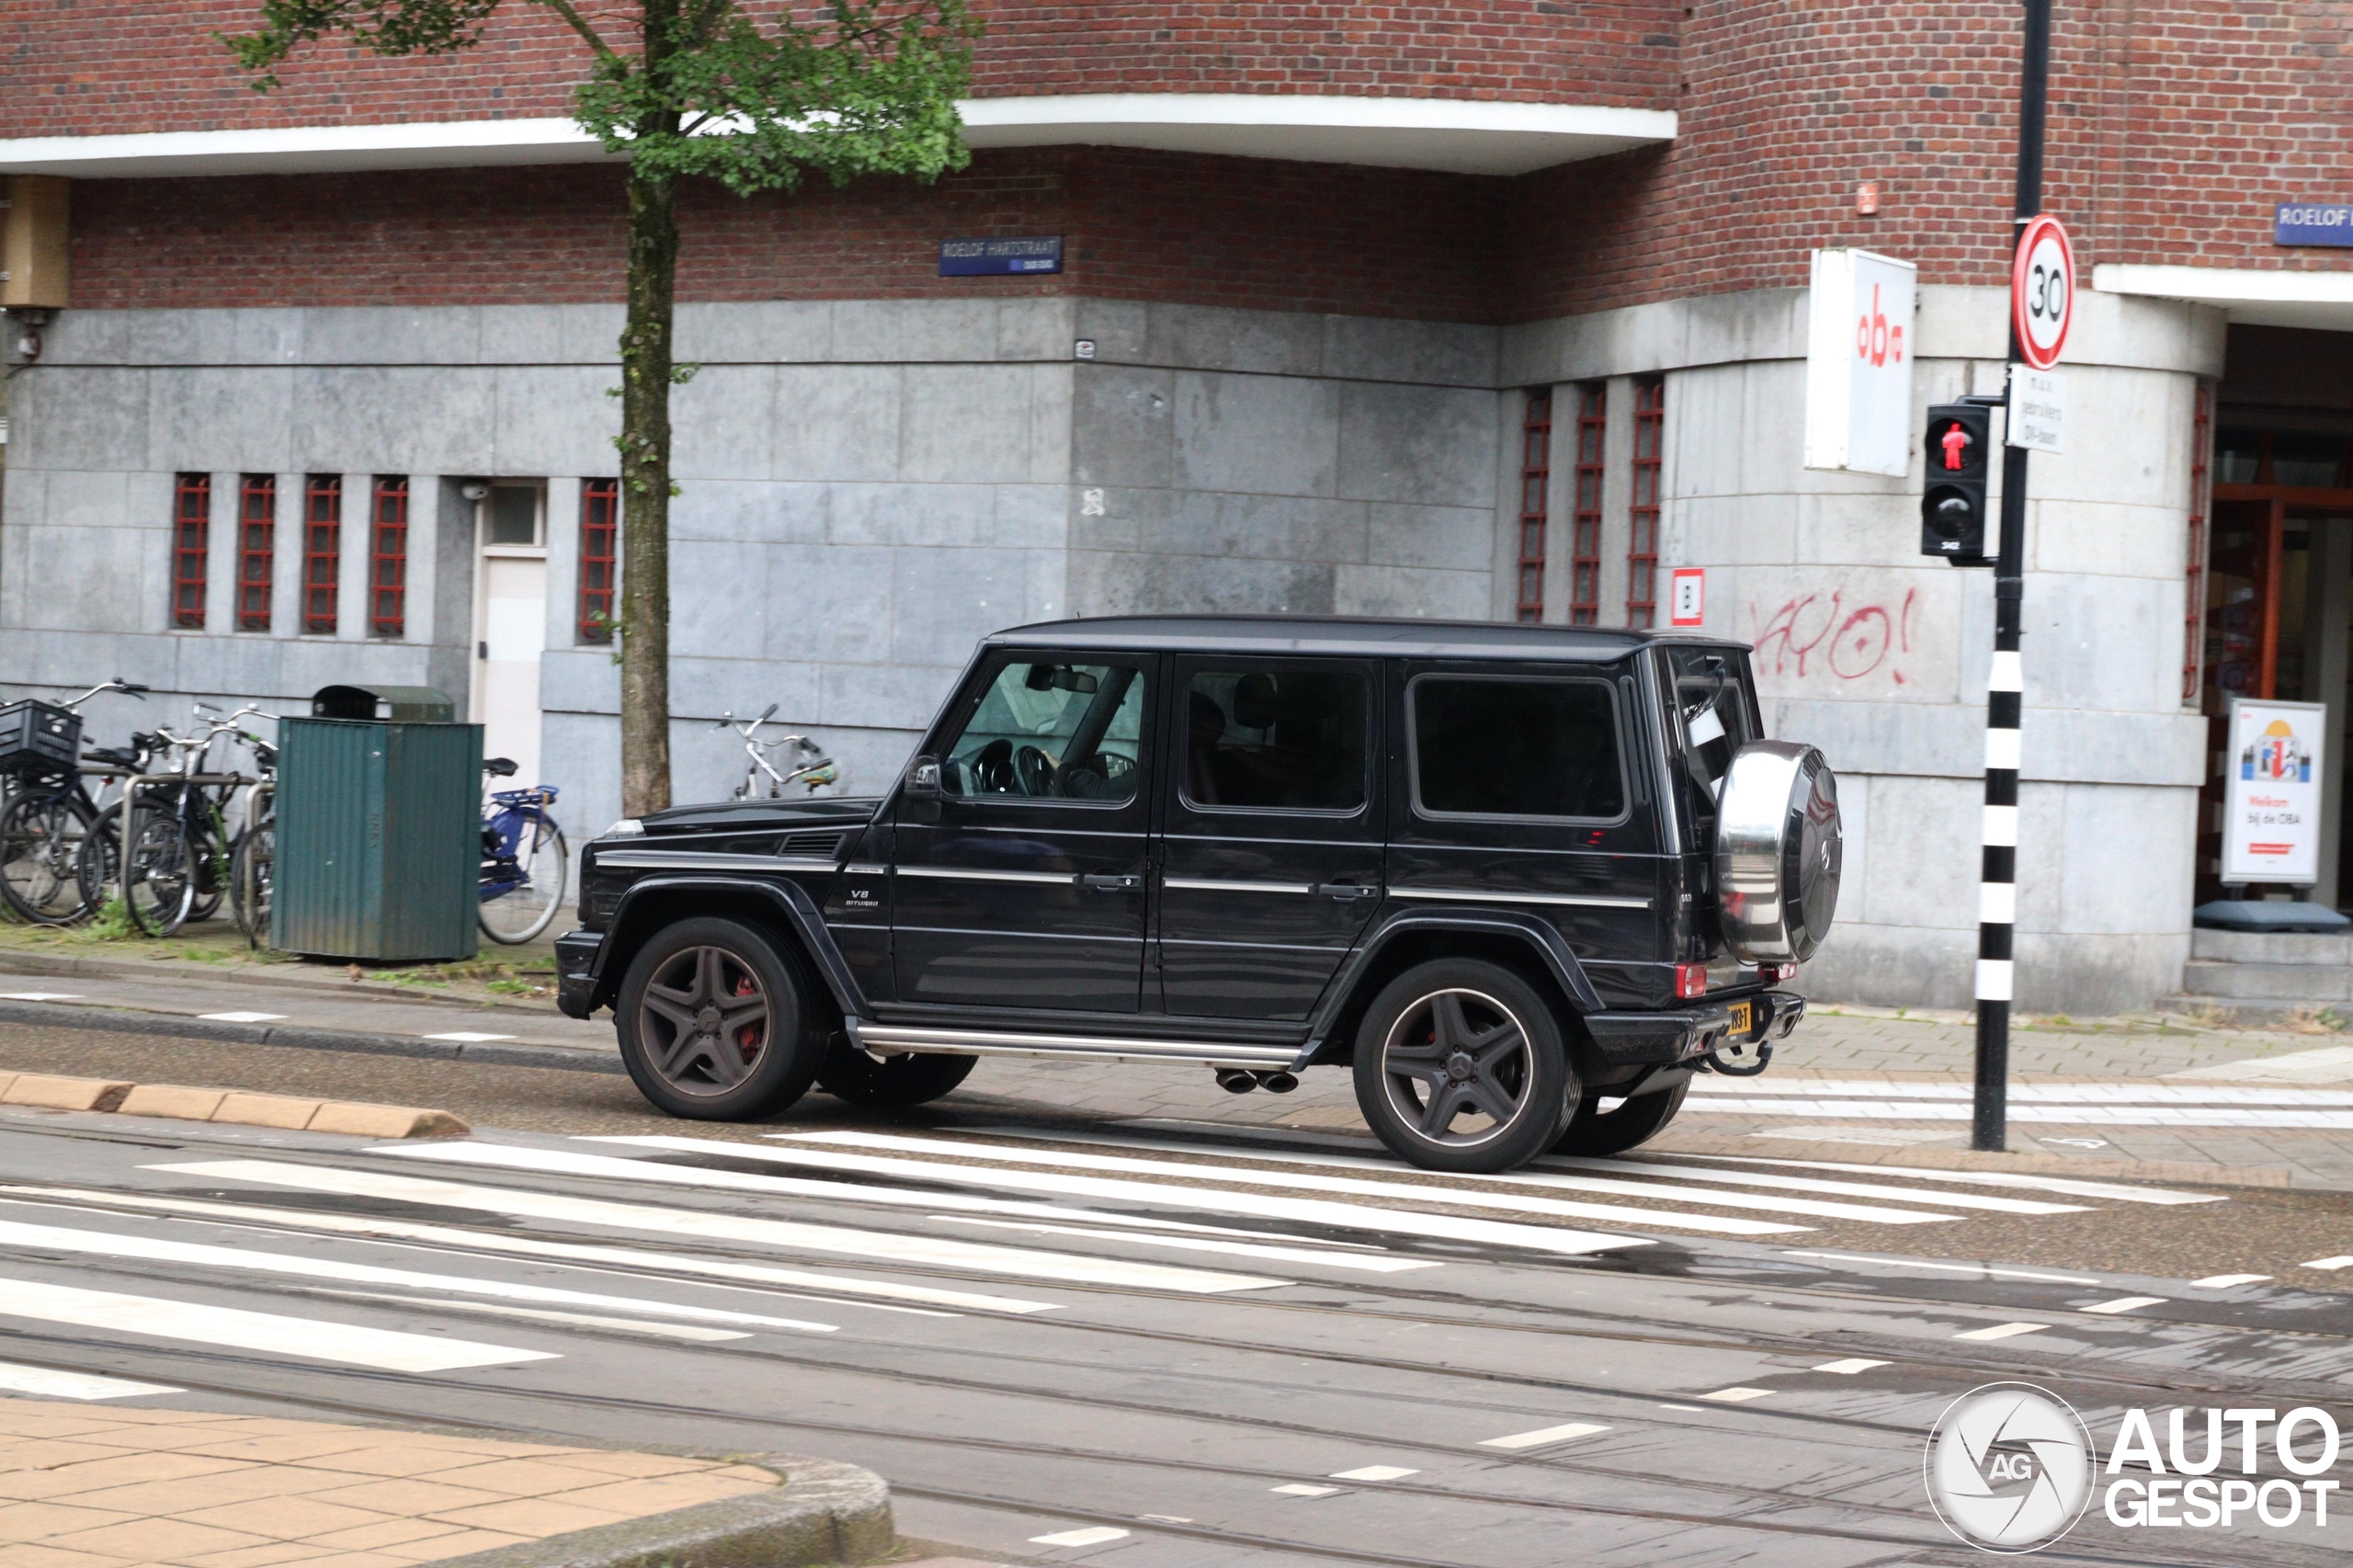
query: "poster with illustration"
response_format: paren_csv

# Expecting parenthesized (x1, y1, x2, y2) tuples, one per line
(2222, 698, 2327, 886)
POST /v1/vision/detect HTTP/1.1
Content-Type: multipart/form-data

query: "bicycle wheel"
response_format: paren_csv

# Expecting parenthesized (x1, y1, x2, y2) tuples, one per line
(479, 818, 568, 945)
(0, 791, 96, 925)
(123, 809, 197, 937)
(76, 801, 122, 915)
(231, 824, 274, 949)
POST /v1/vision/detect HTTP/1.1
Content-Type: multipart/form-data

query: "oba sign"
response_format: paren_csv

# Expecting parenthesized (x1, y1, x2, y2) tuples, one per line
(1803, 248, 1919, 478)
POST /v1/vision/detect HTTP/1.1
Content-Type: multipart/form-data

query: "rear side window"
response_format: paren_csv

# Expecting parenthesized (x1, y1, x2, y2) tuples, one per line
(1184, 667, 1368, 812)
(1411, 676, 1625, 821)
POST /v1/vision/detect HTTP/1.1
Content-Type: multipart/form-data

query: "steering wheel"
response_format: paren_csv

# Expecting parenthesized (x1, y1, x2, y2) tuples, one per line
(1014, 744, 1055, 797)
(970, 739, 1016, 793)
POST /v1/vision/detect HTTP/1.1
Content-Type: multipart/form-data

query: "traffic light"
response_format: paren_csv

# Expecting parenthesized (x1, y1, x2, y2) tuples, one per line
(1920, 403, 1990, 563)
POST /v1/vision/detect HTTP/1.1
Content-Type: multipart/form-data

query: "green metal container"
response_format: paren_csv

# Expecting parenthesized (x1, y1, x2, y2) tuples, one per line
(272, 713, 483, 960)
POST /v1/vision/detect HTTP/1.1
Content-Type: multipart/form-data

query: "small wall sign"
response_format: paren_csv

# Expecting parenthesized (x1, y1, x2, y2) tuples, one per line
(1669, 567, 1705, 627)
(939, 236, 1063, 276)
(2276, 204, 2353, 247)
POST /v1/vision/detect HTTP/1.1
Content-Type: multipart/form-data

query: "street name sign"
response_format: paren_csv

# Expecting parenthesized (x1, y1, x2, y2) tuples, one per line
(2276, 204, 2353, 247)
(2011, 215, 2075, 370)
(1802, 248, 1917, 478)
(2222, 697, 2328, 887)
(939, 236, 1063, 276)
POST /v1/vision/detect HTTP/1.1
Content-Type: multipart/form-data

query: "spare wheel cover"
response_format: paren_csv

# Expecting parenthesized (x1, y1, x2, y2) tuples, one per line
(1713, 741, 1843, 963)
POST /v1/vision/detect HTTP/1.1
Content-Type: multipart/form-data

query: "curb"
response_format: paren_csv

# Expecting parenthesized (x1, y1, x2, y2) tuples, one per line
(0, 1071, 468, 1138)
(1657, 1124, 2297, 1190)
(0, 947, 568, 1017)
(0, 997, 625, 1074)
(439, 1456, 894, 1568)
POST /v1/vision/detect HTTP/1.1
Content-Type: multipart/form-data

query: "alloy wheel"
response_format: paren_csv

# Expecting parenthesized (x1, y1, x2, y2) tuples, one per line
(1379, 987, 1535, 1148)
(634, 945, 772, 1097)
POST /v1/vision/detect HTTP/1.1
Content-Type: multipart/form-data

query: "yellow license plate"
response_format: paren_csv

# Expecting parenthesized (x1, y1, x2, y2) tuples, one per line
(1727, 1000, 1754, 1036)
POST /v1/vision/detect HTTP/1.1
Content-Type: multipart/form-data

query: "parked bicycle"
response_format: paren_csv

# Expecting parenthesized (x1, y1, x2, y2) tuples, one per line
(718, 705, 838, 799)
(229, 730, 278, 948)
(83, 705, 273, 937)
(479, 758, 567, 945)
(0, 679, 152, 926)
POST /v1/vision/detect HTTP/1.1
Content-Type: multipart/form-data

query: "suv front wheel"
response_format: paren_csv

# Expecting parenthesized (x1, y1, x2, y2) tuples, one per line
(1353, 959, 1576, 1174)
(616, 917, 825, 1120)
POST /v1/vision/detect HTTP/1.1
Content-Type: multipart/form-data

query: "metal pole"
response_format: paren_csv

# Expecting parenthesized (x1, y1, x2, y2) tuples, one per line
(1973, 0, 2052, 1152)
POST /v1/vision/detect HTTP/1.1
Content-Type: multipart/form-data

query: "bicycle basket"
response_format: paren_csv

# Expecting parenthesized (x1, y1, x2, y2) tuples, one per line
(0, 700, 79, 779)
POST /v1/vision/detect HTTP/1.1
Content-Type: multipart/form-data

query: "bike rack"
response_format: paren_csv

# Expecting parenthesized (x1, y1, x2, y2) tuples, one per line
(115, 771, 258, 902)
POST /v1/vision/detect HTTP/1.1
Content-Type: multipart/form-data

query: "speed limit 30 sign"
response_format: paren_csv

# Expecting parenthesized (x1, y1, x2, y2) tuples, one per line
(2011, 213, 2075, 369)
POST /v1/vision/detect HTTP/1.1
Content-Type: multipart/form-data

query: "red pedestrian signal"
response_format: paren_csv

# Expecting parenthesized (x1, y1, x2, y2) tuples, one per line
(1920, 403, 1990, 562)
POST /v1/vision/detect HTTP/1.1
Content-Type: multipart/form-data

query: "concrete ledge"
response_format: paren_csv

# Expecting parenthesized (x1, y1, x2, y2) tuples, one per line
(0, 947, 567, 1017)
(0, 998, 625, 1074)
(2, 1074, 133, 1112)
(439, 1457, 894, 1568)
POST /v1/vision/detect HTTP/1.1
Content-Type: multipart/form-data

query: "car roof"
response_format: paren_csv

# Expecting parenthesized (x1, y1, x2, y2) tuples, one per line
(983, 614, 1749, 662)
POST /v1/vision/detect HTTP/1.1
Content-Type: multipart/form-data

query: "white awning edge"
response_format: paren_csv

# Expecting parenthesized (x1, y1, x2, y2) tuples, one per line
(2094, 263, 2353, 332)
(0, 95, 1674, 181)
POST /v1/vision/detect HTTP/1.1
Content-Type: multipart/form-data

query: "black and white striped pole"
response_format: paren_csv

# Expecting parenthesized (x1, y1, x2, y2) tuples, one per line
(1972, 0, 2054, 1152)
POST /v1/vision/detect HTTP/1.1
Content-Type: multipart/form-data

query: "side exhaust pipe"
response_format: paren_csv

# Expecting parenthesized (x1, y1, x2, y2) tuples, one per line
(1255, 1071, 1299, 1094)
(1214, 1068, 1258, 1094)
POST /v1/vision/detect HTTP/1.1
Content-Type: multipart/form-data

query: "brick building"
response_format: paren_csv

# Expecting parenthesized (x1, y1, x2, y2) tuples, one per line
(3, 1, 2348, 1011)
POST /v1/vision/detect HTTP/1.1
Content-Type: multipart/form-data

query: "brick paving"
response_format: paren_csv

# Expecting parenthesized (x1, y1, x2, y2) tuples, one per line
(0, 1403, 779, 1568)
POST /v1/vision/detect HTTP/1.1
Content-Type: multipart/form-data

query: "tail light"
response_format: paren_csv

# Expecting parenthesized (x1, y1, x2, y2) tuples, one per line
(1769, 961, 1799, 983)
(1675, 962, 1710, 999)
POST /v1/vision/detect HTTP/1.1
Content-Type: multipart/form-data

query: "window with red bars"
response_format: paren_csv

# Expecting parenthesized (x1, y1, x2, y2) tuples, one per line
(170, 474, 210, 630)
(2184, 383, 2213, 706)
(1626, 379, 1664, 629)
(578, 479, 620, 644)
(303, 477, 342, 634)
(1514, 392, 1552, 622)
(1569, 385, 1606, 626)
(235, 475, 276, 632)
(369, 478, 409, 639)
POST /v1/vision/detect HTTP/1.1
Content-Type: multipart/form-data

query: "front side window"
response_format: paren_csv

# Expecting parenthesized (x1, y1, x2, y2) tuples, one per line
(1411, 676, 1625, 821)
(1183, 667, 1367, 812)
(941, 659, 1146, 804)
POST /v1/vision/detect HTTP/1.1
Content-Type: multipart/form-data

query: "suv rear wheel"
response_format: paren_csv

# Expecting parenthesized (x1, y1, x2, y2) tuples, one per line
(1353, 959, 1575, 1174)
(616, 917, 824, 1120)
(818, 1047, 978, 1108)
(1552, 1078, 1689, 1157)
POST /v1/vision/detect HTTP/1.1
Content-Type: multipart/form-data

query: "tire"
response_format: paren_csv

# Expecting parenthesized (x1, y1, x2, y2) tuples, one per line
(615, 917, 825, 1120)
(76, 802, 122, 917)
(817, 1046, 978, 1108)
(1552, 1080, 1689, 1158)
(1352, 959, 1577, 1174)
(480, 819, 568, 945)
(122, 809, 196, 937)
(231, 824, 274, 949)
(0, 792, 97, 926)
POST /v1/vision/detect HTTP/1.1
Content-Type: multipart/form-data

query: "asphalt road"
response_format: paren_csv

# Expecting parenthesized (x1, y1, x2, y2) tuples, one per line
(0, 1019, 2351, 1564)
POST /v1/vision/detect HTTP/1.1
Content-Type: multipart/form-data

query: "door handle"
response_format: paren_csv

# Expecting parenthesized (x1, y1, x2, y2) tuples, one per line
(1081, 873, 1142, 892)
(1313, 882, 1381, 901)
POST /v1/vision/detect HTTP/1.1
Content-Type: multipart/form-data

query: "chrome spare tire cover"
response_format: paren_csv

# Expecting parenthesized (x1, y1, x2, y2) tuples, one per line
(1713, 741, 1842, 963)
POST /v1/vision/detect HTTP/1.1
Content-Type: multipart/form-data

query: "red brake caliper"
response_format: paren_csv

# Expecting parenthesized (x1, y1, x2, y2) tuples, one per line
(734, 975, 761, 1061)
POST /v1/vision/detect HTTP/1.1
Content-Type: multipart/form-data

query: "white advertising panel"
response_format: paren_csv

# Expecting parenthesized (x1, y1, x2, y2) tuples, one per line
(2222, 698, 2328, 886)
(1802, 247, 1918, 478)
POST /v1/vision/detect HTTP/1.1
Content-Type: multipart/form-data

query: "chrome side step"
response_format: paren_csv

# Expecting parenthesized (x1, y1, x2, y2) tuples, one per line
(849, 1019, 1300, 1070)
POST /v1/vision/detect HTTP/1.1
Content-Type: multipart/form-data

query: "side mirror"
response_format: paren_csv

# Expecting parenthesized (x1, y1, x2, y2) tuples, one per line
(905, 756, 943, 800)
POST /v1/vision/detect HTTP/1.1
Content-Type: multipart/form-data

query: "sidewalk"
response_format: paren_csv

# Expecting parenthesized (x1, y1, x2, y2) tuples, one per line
(9, 916, 2353, 1189)
(0, 1399, 900, 1567)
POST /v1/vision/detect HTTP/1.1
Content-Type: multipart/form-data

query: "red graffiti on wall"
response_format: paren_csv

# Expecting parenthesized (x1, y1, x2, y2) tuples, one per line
(1750, 587, 1917, 684)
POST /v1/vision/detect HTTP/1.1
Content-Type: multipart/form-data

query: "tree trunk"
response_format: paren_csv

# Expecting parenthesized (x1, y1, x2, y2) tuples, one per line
(618, 159, 677, 818)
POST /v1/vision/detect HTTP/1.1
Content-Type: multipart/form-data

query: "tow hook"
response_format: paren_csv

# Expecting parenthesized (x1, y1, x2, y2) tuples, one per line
(1701, 1039, 1773, 1077)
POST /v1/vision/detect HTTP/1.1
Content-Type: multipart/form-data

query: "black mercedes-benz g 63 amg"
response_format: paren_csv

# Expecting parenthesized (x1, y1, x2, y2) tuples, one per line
(556, 616, 1841, 1175)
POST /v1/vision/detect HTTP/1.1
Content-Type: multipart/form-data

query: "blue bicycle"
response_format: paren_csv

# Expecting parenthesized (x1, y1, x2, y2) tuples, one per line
(479, 757, 567, 945)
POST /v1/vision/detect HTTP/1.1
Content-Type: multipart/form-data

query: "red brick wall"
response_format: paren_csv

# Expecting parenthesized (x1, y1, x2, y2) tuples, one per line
(68, 150, 1513, 323)
(11, 2, 1675, 142)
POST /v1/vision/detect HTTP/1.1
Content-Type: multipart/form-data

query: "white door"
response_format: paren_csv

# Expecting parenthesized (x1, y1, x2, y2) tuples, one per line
(476, 553, 548, 784)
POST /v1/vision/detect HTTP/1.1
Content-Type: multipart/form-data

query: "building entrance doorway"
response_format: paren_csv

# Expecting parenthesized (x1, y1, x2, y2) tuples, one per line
(472, 482, 549, 787)
(2196, 426, 2353, 907)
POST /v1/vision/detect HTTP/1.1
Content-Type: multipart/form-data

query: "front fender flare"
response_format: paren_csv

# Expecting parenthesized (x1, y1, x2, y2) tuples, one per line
(594, 874, 870, 1021)
(1302, 907, 1605, 1063)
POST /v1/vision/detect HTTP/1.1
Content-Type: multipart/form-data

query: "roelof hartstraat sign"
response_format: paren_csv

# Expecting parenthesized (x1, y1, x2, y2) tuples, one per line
(2276, 204, 2353, 247)
(1802, 248, 1918, 479)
